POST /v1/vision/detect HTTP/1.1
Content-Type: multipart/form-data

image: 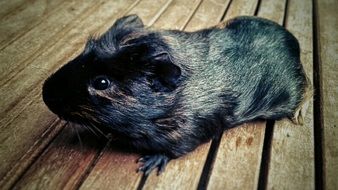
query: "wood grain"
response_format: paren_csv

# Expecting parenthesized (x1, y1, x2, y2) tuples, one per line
(152, 0, 202, 30)
(208, 123, 265, 190)
(78, 143, 143, 190)
(0, 0, 30, 18)
(143, 142, 211, 190)
(257, 0, 286, 24)
(12, 126, 104, 190)
(185, 0, 231, 31)
(207, 0, 286, 189)
(267, 0, 315, 189)
(0, 96, 61, 180)
(0, 120, 65, 190)
(0, 0, 68, 50)
(316, 0, 338, 189)
(223, 0, 259, 20)
(0, 0, 100, 84)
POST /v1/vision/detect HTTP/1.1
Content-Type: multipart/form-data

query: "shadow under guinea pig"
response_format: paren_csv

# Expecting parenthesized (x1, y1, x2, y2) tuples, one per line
(57, 124, 147, 156)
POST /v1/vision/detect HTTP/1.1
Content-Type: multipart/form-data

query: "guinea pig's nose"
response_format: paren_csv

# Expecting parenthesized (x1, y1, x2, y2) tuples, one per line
(42, 76, 71, 116)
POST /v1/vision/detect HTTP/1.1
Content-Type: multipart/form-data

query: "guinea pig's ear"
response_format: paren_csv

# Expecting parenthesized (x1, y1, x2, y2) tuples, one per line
(112, 14, 144, 29)
(148, 52, 181, 92)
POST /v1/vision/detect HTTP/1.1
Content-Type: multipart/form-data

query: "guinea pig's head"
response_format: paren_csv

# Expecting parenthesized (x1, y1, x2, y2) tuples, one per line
(42, 15, 182, 132)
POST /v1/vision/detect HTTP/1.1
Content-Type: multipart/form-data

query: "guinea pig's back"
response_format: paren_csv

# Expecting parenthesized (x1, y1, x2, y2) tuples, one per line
(211, 17, 308, 124)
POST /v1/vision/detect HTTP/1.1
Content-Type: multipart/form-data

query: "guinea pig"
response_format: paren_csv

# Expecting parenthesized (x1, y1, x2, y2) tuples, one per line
(42, 14, 311, 175)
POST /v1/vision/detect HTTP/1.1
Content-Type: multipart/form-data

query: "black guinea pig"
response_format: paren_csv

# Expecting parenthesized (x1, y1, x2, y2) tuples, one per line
(42, 15, 311, 175)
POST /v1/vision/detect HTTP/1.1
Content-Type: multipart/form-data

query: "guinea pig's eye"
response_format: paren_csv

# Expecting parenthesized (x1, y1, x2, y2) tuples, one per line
(92, 76, 111, 90)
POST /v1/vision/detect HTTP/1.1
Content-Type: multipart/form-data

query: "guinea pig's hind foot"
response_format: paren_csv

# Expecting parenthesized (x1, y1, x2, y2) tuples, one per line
(290, 107, 305, 125)
(137, 154, 169, 176)
(289, 84, 313, 125)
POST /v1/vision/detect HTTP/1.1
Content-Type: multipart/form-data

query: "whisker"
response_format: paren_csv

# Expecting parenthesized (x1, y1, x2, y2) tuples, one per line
(73, 124, 83, 151)
(87, 120, 109, 140)
(71, 110, 109, 140)
(82, 122, 100, 137)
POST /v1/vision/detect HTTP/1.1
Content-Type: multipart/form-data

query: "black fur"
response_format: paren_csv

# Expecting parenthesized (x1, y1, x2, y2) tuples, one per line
(42, 15, 308, 175)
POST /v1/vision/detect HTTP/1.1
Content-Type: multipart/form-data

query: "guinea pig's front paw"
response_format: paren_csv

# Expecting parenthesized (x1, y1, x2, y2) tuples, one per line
(137, 154, 170, 176)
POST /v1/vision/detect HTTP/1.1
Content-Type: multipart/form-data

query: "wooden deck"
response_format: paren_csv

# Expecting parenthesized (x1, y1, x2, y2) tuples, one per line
(0, 0, 337, 189)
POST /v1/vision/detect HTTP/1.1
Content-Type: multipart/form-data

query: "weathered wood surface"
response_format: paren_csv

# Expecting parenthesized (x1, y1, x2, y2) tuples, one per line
(0, 0, 335, 189)
(0, 0, 69, 50)
(12, 126, 103, 190)
(316, 0, 338, 189)
(267, 0, 315, 189)
(208, 122, 266, 190)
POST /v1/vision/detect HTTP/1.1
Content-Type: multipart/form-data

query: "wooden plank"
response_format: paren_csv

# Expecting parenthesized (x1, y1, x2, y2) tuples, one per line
(0, 0, 100, 85)
(127, 0, 172, 28)
(0, 96, 61, 181)
(208, 123, 265, 190)
(0, 0, 29, 18)
(257, 0, 285, 24)
(185, 0, 231, 32)
(266, 0, 315, 189)
(316, 0, 338, 189)
(78, 143, 142, 190)
(152, 0, 202, 30)
(0, 0, 136, 187)
(207, 0, 286, 189)
(142, 143, 211, 190)
(12, 126, 104, 190)
(10, 1, 172, 189)
(223, 0, 259, 20)
(0, 120, 65, 190)
(0, 0, 68, 50)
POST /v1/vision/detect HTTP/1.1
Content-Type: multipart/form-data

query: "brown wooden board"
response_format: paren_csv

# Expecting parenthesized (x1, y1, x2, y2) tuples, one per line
(316, 0, 338, 189)
(152, 0, 202, 30)
(0, 93, 62, 182)
(208, 122, 266, 190)
(0, 0, 68, 50)
(223, 0, 259, 20)
(0, 0, 31, 19)
(266, 0, 315, 189)
(207, 0, 287, 189)
(12, 126, 104, 190)
(14, 125, 104, 189)
(185, 0, 231, 32)
(78, 142, 142, 190)
(0, 120, 65, 190)
(142, 143, 211, 190)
